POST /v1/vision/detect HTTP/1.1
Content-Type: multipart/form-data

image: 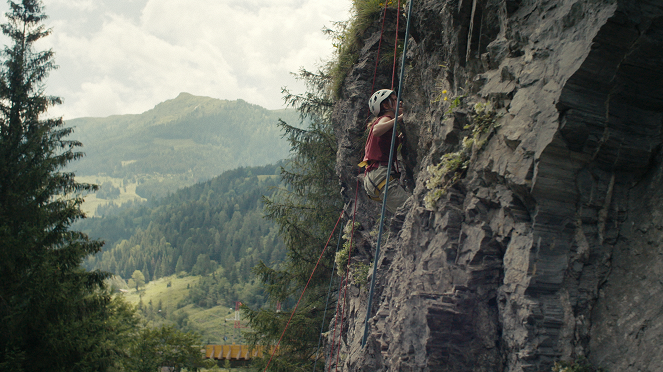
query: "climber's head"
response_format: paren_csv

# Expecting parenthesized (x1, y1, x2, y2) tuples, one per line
(369, 89, 395, 116)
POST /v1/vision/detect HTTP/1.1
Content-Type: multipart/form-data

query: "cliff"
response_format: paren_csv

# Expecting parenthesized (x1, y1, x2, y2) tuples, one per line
(328, 0, 663, 371)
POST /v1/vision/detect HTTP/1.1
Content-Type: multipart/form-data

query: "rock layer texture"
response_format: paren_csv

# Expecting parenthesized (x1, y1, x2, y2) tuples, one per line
(328, 0, 663, 371)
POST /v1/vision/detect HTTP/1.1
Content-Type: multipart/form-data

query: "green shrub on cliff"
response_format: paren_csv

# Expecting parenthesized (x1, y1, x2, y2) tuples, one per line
(335, 221, 361, 277)
(424, 100, 501, 209)
(328, 0, 403, 98)
(552, 357, 605, 372)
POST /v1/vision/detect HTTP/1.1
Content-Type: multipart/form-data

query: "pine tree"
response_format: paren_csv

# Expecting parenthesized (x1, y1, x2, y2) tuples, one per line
(0, 1, 123, 370)
(132, 270, 146, 290)
(175, 255, 185, 274)
(244, 69, 344, 371)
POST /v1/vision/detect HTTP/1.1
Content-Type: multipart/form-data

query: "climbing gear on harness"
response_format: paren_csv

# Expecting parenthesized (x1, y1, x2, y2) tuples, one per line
(369, 89, 395, 116)
(366, 173, 399, 201)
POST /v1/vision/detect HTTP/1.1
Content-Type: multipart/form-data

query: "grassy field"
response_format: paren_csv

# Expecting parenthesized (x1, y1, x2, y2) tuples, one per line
(123, 274, 199, 307)
(76, 175, 145, 216)
(120, 274, 246, 345)
(118, 275, 253, 371)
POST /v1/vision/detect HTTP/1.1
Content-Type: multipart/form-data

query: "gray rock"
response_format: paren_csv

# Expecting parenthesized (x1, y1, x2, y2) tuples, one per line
(325, 0, 663, 371)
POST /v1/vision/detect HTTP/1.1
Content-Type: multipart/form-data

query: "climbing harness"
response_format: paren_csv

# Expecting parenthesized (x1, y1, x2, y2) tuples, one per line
(361, 0, 414, 348)
(366, 173, 399, 201)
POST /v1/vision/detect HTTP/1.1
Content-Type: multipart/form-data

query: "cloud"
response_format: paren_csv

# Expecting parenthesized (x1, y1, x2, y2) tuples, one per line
(4, 0, 352, 119)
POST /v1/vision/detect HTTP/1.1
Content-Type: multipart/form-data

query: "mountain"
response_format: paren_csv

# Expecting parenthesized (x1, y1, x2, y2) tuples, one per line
(67, 93, 299, 205)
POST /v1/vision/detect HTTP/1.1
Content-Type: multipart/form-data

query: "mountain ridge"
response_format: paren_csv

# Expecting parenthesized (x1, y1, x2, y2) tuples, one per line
(66, 92, 299, 203)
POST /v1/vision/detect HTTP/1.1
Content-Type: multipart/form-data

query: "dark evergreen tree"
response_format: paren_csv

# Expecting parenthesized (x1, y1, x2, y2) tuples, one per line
(0, 1, 122, 370)
(244, 69, 344, 371)
(123, 325, 213, 372)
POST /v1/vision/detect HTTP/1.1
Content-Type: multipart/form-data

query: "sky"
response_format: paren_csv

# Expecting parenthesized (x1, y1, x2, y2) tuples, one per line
(0, 0, 352, 119)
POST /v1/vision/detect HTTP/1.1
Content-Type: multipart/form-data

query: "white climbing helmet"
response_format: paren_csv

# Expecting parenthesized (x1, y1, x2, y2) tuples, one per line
(368, 89, 395, 116)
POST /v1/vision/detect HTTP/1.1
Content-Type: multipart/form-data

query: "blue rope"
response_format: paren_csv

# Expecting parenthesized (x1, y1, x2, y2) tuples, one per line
(312, 219, 345, 372)
(361, 0, 415, 348)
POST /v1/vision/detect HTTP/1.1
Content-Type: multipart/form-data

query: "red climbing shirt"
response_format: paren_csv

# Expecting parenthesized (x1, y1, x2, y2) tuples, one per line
(362, 114, 400, 172)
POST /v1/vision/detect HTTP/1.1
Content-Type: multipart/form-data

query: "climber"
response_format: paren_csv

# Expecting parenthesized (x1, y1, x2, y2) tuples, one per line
(360, 89, 409, 213)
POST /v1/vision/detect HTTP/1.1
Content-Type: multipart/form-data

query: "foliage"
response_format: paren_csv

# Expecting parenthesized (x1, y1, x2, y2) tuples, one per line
(352, 261, 371, 287)
(432, 88, 449, 104)
(132, 269, 146, 290)
(445, 95, 465, 114)
(121, 274, 244, 346)
(335, 221, 361, 277)
(552, 357, 605, 372)
(470, 102, 500, 134)
(123, 325, 215, 372)
(424, 101, 500, 209)
(0, 1, 136, 370)
(244, 68, 343, 371)
(77, 164, 287, 311)
(424, 150, 469, 209)
(327, 0, 402, 98)
(97, 181, 121, 199)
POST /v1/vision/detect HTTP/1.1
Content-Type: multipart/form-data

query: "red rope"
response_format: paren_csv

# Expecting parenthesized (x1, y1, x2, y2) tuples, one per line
(263, 210, 345, 372)
(327, 2, 402, 368)
(326, 253, 346, 371)
(391, 0, 401, 90)
(328, 180, 361, 372)
(371, 3, 389, 99)
(334, 177, 360, 371)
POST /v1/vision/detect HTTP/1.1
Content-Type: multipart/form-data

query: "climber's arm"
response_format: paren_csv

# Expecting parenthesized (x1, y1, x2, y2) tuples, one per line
(372, 113, 404, 137)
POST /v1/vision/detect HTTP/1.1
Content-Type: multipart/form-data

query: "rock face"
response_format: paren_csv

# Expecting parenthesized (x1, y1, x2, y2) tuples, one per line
(327, 0, 663, 371)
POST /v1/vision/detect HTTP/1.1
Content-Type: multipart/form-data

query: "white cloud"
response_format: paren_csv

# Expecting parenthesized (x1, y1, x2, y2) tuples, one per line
(0, 0, 352, 119)
(46, 0, 98, 11)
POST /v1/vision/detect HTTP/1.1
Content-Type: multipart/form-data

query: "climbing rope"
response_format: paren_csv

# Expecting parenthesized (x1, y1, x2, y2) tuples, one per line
(262, 210, 345, 372)
(361, 0, 414, 348)
(326, 1, 409, 367)
(333, 177, 360, 371)
(311, 217, 344, 372)
(265, 0, 415, 368)
(325, 3, 393, 369)
(391, 0, 401, 90)
(334, 3, 405, 368)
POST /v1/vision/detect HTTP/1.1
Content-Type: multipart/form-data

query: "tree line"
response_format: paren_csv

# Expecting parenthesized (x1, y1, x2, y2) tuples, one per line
(242, 68, 345, 370)
(79, 163, 287, 309)
(68, 93, 301, 200)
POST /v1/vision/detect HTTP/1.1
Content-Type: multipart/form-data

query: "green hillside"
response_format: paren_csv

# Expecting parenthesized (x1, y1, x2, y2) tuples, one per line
(119, 274, 243, 345)
(78, 164, 287, 314)
(67, 92, 299, 204)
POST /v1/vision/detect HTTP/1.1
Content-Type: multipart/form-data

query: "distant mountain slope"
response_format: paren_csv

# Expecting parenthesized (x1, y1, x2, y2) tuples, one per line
(67, 92, 299, 202)
(78, 164, 286, 311)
